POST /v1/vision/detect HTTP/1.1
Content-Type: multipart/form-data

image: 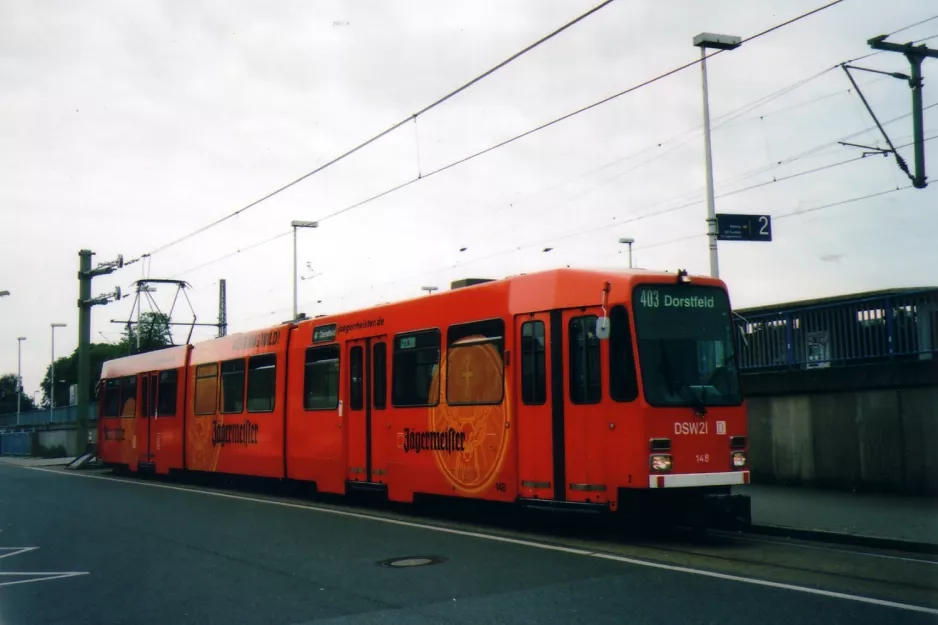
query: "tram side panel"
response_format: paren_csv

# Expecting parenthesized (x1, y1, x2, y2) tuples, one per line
(97, 377, 135, 470)
(185, 327, 289, 479)
(383, 318, 517, 504)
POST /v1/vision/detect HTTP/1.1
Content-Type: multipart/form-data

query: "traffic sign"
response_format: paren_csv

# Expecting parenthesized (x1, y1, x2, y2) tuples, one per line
(715, 213, 772, 242)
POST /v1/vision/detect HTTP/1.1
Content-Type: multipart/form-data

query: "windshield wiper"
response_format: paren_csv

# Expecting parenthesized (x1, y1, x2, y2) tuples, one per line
(657, 340, 707, 417)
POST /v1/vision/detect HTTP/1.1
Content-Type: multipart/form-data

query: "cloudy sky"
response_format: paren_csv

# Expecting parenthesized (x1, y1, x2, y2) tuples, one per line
(1, 0, 936, 398)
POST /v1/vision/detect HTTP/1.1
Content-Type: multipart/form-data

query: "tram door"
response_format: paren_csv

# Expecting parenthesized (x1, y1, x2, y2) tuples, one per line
(345, 337, 388, 484)
(560, 307, 609, 504)
(516, 308, 610, 504)
(515, 313, 556, 501)
(137, 371, 159, 469)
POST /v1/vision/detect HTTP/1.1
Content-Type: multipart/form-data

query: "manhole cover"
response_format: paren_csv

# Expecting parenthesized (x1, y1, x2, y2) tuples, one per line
(378, 555, 446, 568)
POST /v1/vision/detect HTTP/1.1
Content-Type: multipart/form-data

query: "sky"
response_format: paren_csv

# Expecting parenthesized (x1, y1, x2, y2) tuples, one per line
(1, 0, 936, 400)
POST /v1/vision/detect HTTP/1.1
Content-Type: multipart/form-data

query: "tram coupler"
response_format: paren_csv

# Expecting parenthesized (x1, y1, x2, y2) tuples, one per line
(618, 487, 751, 533)
(693, 492, 751, 532)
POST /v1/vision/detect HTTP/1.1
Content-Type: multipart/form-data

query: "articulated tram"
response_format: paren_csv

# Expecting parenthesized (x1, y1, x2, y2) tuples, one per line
(98, 267, 751, 528)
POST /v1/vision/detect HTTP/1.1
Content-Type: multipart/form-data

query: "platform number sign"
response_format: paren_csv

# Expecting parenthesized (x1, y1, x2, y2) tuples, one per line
(715, 213, 772, 242)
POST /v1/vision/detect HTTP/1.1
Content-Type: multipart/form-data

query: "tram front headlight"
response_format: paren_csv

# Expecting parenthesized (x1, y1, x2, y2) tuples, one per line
(731, 451, 747, 469)
(650, 454, 672, 472)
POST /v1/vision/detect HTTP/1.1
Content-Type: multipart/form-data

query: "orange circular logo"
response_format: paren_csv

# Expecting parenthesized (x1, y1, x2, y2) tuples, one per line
(428, 338, 510, 495)
(187, 415, 221, 471)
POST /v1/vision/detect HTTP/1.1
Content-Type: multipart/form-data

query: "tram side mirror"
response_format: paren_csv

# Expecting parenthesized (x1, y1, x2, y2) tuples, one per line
(595, 316, 611, 340)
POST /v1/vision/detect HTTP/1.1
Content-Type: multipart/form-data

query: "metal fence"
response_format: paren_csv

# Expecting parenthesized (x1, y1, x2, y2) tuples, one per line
(0, 431, 33, 456)
(734, 289, 938, 370)
(0, 403, 98, 429)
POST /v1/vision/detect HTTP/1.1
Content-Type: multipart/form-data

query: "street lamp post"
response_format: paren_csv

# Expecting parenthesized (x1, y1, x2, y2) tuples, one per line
(618, 237, 635, 268)
(693, 32, 741, 279)
(50, 323, 67, 424)
(291, 220, 319, 321)
(16, 336, 26, 426)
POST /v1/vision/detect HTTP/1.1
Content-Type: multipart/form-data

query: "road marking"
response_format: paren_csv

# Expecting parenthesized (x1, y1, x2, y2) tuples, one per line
(0, 546, 89, 588)
(14, 465, 938, 615)
(0, 572, 89, 588)
(0, 547, 38, 560)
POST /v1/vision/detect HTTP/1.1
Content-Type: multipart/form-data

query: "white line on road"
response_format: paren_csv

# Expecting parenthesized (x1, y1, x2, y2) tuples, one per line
(0, 547, 38, 560)
(13, 465, 938, 615)
(0, 572, 89, 588)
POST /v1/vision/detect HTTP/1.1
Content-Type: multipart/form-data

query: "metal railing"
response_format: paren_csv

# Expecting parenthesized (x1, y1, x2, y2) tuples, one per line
(734, 289, 938, 370)
(0, 403, 98, 429)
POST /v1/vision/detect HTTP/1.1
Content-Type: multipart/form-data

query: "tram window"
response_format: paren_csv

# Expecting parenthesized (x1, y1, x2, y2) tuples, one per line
(120, 375, 137, 417)
(521, 321, 546, 405)
(609, 305, 639, 402)
(304, 345, 339, 410)
(221, 358, 246, 414)
(392, 329, 440, 407)
(569, 315, 601, 404)
(350, 346, 363, 411)
(373, 342, 387, 410)
(104, 379, 120, 416)
(246, 354, 276, 412)
(194, 363, 218, 415)
(446, 319, 504, 406)
(158, 370, 177, 416)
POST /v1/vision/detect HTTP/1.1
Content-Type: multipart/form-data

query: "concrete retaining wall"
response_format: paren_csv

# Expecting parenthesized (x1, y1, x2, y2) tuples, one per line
(35, 428, 96, 458)
(743, 360, 938, 496)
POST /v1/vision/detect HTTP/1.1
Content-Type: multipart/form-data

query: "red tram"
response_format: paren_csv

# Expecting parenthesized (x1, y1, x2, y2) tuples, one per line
(97, 268, 751, 528)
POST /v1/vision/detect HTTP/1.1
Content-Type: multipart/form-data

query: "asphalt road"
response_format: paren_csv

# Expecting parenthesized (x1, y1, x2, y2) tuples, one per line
(0, 463, 935, 625)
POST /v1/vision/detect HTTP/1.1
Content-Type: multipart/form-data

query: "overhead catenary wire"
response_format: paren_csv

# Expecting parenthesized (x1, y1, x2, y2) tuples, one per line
(327, 133, 934, 292)
(232, 182, 918, 329)
(774, 185, 913, 219)
(168, 65, 843, 277)
(170, 100, 936, 282)
(236, 132, 936, 326)
(141, 0, 848, 272)
(887, 14, 938, 37)
(310, 0, 850, 227)
(173, 0, 938, 285)
(505, 113, 938, 246)
(134, 0, 617, 261)
(589, 185, 915, 260)
(474, 65, 856, 218)
(177, 230, 292, 277)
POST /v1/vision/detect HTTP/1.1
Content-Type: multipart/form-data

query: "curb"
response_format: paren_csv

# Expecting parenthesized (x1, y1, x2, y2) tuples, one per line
(747, 523, 938, 555)
(0, 457, 75, 468)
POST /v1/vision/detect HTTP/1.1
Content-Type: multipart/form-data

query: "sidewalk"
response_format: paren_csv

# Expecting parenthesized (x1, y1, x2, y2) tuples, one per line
(738, 483, 938, 548)
(0, 456, 77, 468)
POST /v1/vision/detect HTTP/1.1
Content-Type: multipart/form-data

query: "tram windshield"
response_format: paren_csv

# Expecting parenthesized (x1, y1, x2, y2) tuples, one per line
(631, 283, 743, 410)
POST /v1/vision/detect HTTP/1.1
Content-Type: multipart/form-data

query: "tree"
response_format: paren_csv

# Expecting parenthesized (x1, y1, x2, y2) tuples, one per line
(37, 313, 175, 410)
(39, 343, 123, 408)
(0, 373, 38, 415)
(121, 312, 173, 355)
